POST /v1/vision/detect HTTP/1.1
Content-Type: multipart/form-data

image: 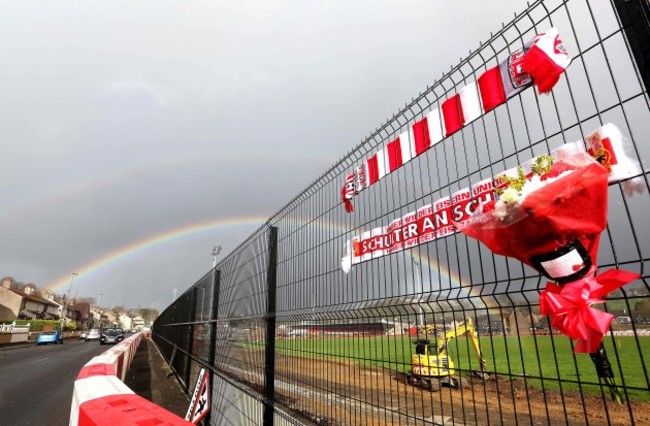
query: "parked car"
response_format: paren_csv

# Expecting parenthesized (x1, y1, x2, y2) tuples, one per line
(85, 328, 101, 341)
(37, 330, 63, 345)
(79, 331, 88, 339)
(100, 327, 124, 345)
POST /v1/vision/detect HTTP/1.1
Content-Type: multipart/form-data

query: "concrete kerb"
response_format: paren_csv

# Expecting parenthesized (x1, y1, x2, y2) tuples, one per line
(0, 340, 32, 351)
(69, 332, 192, 426)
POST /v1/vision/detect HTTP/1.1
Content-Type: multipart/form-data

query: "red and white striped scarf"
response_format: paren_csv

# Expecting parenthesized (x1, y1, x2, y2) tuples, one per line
(341, 28, 571, 213)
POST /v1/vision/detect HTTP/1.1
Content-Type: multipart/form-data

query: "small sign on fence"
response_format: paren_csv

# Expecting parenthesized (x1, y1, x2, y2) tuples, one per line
(185, 368, 210, 424)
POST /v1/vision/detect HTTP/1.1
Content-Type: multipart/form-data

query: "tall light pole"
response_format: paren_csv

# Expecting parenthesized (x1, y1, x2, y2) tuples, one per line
(60, 272, 78, 331)
(208, 245, 222, 321)
(92, 293, 103, 329)
(68, 272, 78, 298)
(211, 245, 222, 268)
(413, 260, 425, 329)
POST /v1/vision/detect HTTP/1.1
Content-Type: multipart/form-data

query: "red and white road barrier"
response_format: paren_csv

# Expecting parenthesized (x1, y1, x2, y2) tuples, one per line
(70, 333, 191, 426)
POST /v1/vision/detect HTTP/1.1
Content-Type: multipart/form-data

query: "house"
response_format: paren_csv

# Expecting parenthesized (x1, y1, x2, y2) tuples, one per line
(66, 301, 92, 329)
(88, 308, 103, 328)
(0, 281, 62, 321)
(132, 316, 146, 331)
(615, 316, 632, 325)
(506, 309, 543, 335)
(118, 314, 133, 331)
(476, 314, 509, 335)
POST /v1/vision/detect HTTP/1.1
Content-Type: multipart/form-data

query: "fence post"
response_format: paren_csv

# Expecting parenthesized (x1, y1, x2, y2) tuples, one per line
(613, 0, 650, 91)
(205, 268, 221, 426)
(263, 226, 278, 426)
(185, 287, 198, 391)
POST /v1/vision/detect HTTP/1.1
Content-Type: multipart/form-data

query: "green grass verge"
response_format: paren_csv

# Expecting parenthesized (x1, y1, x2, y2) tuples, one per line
(272, 334, 650, 401)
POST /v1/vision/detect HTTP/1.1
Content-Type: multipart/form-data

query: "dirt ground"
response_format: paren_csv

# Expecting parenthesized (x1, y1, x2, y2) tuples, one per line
(226, 345, 649, 426)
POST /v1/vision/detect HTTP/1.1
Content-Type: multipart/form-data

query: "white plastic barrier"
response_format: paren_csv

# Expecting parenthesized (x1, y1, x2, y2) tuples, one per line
(607, 329, 650, 336)
(70, 333, 191, 426)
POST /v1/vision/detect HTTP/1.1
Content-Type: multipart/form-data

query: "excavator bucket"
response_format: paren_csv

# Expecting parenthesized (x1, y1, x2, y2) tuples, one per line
(473, 369, 490, 380)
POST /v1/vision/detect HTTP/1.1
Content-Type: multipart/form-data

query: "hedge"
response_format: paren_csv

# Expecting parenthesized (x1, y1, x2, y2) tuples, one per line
(0, 319, 77, 331)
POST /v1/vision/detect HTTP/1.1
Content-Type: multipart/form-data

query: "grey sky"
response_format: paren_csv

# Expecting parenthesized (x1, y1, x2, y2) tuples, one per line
(0, 0, 529, 311)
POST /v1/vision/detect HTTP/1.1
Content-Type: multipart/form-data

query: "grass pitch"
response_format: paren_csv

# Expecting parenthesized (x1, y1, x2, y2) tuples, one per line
(274, 334, 649, 401)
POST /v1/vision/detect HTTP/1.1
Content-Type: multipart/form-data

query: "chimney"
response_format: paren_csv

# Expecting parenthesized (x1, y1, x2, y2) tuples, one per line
(2, 279, 11, 289)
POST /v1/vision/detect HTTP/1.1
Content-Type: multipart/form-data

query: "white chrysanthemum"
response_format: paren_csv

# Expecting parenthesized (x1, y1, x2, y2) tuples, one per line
(500, 187, 521, 205)
(491, 169, 576, 221)
(493, 202, 510, 221)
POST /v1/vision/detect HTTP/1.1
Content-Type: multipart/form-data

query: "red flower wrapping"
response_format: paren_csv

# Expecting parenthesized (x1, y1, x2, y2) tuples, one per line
(456, 158, 640, 352)
(458, 161, 608, 276)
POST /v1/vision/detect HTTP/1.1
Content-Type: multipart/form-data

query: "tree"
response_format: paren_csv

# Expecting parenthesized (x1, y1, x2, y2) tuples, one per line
(139, 308, 159, 322)
(634, 299, 650, 316)
(1, 276, 16, 287)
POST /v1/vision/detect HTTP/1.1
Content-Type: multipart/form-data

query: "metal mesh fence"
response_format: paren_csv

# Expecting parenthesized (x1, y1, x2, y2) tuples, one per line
(153, 1, 650, 424)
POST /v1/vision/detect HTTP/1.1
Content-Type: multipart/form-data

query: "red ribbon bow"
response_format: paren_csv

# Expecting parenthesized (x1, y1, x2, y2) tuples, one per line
(539, 269, 640, 353)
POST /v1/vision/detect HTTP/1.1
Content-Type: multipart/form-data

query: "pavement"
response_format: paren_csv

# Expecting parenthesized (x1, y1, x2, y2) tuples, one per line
(123, 337, 189, 419)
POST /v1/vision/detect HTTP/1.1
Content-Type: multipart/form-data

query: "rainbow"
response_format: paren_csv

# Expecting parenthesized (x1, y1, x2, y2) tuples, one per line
(411, 250, 490, 309)
(45, 215, 269, 292)
(46, 216, 489, 308)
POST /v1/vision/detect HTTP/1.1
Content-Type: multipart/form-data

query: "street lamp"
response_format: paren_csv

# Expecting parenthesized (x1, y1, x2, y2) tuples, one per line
(60, 272, 78, 331)
(68, 272, 78, 296)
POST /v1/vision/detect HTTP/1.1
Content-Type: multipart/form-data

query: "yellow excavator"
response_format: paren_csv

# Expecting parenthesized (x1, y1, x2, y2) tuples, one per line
(406, 318, 489, 391)
(418, 323, 442, 335)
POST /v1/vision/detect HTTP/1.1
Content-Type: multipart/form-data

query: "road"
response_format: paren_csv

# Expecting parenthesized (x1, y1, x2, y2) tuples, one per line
(0, 339, 108, 426)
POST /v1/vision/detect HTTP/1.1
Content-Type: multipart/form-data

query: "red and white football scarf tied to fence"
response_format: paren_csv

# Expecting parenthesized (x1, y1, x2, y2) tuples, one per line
(340, 28, 571, 213)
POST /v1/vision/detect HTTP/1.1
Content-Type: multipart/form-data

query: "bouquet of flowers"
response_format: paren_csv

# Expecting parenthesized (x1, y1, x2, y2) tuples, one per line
(456, 144, 640, 402)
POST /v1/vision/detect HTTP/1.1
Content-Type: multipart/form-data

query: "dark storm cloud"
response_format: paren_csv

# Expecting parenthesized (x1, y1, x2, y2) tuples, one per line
(0, 0, 529, 310)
